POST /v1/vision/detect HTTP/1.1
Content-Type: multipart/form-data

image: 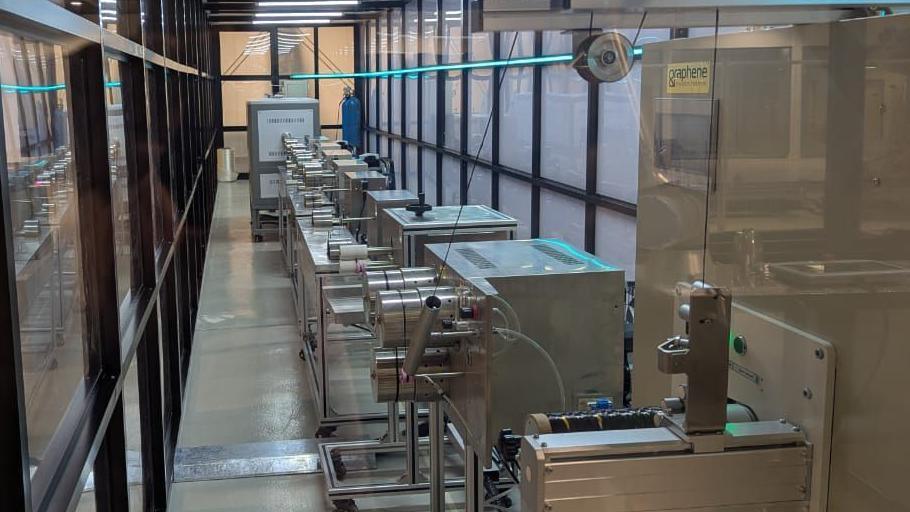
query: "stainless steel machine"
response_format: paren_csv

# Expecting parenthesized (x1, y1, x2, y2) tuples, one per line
(246, 97, 320, 241)
(379, 204, 518, 267)
(363, 190, 418, 246)
(321, 238, 625, 511)
(316, 211, 520, 511)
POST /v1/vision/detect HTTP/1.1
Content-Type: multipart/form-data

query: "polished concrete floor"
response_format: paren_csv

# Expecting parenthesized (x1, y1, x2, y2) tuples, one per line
(170, 181, 333, 511)
(168, 181, 466, 511)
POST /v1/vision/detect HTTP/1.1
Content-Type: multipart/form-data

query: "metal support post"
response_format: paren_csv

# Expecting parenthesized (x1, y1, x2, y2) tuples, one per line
(465, 443, 484, 512)
(405, 402, 420, 484)
(429, 402, 445, 512)
(387, 402, 400, 442)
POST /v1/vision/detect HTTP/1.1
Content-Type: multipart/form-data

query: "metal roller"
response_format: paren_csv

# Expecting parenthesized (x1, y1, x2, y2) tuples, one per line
(371, 349, 450, 402)
(374, 287, 458, 348)
(362, 268, 438, 323)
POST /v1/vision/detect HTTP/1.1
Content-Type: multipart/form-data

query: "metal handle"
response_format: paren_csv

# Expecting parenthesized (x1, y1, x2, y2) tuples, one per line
(401, 295, 442, 381)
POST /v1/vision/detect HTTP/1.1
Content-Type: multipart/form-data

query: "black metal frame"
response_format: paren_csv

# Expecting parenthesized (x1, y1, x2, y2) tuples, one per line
(361, 0, 637, 254)
(0, 0, 217, 511)
(215, 23, 358, 134)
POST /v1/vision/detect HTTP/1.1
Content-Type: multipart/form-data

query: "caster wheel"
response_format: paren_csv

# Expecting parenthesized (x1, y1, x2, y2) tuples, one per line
(48, 358, 58, 370)
(315, 426, 337, 438)
(331, 449, 347, 479)
(500, 496, 513, 508)
(298, 349, 306, 361)
(253, 235, 263, 242)
(333, 499, 358, 512)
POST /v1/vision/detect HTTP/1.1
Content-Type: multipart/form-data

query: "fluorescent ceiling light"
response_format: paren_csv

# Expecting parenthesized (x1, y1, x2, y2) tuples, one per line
(258, 0, 357, 6)
(252, 19, 332, 24)
(255, 11, 342, 17)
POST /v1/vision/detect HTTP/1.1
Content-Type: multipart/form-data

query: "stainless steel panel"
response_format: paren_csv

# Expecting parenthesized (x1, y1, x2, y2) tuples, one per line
(365, 190, 418, 246)
(525, 445, 809, 511)
(379, 205, 518, 267)
(340, 170, 387, 226)
(425, 239, 626, 466)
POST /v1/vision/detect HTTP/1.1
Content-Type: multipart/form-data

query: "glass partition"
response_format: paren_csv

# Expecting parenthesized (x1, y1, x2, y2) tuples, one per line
(104, 56, 133, 307)
(0, 32, 90, 482)
(220, 31, 271, 76)
(698, 15, 910, 510)
(221, 80, 271, 127)
(277, 28, 315, 76)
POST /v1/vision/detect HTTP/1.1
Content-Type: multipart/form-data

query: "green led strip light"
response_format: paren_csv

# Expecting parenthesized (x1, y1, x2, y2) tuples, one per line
(0, 81, 121, 93)
(291, 47, 643, 80)
(291, 54, 575, 80)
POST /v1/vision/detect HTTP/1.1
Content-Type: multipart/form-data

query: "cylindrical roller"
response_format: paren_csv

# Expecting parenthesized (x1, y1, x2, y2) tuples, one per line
(371, 349, 450, 402)
(374, 287, 458, 348)
(362, 268, 438, 323)
(312, 213, 335, 227)
(327, 236, 355, 260)
(525, 408, 662, 435)
(339, 244, 369, 261)
(401, 295, 442, 379)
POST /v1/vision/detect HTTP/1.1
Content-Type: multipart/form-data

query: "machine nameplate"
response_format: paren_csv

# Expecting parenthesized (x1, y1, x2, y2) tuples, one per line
(666, 61, 711, 94)
(257, 109, 315, 161)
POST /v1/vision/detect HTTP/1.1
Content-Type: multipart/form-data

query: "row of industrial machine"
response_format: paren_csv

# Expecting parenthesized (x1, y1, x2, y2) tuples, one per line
(245, 7, 910, 511)
(267, 131, 813, 512)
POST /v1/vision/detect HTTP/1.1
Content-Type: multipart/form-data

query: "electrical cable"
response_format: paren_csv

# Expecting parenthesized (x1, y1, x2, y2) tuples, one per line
(351, 323, 373, 334)
(431, 32, 520, 296)
(487, 294, 521, 339)
(492, 446, 520, 484)
(420, 374, 478, 444)
(701, 8, 721, 286)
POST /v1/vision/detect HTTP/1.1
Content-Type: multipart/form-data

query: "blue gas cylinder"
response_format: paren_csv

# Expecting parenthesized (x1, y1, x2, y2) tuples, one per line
(341, 93, 362, 152)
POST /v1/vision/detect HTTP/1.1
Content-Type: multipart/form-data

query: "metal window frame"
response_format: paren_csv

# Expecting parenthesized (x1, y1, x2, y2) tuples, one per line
(360, 3, 637, 259)
(214, 23, 358, 136)
(0, 1, 218, 511)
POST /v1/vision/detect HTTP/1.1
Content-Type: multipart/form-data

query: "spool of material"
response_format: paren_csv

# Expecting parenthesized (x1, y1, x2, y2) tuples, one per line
(340, 244, 369, 261)
(526, 408, 662, 435)
(574, 32, 634, 84)
(338, 260, 366, 274)
(217, 148, 237, 182)
(374, 287, 458, 348)
(371, 349, 449, 402)
(362, 268, 439, 324)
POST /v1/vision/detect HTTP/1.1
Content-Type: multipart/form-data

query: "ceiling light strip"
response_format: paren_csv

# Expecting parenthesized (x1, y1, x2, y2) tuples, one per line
(252, 18, 332, 24)
(255, 12, 343, 17)
(257, 0, 358, 6)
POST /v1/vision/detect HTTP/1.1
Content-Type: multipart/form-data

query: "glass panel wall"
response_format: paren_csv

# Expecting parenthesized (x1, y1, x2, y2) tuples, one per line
(277, 28, 315, 76)
(318, 26, 355, 127)
(221, 80, 271, 126)
(0, 32, 89, 480)
(220, 31, 271, 76)
(105, 56, 133, 307)
(0, 1, 217, 509)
